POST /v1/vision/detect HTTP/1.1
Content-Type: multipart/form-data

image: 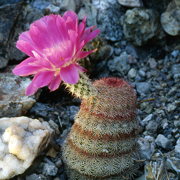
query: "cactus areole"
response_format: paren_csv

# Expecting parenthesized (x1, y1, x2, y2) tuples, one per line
(63, 77, 140, 180)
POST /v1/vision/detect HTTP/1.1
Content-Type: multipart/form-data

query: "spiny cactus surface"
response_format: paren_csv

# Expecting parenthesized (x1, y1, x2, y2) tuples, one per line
(64, 72, 98, 99)
(63, 77, 140, 180)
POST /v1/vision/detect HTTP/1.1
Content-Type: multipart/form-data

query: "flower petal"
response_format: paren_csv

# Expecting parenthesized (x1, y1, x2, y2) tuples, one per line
(48, 75, 62, 91)
(12, 57, 43, 76)
(63, 11, 78, 31)
(60, 64, 79, 84)
(83, 28, 100, 44)
(16, 40, 35, 57)
(76, 49, 96, 59)
(26, 71, 54, 96)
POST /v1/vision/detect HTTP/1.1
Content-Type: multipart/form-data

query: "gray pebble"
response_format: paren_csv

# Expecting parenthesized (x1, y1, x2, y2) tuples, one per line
(42, 163, 58, 176)
(128, 68, 137, 78)
(155, 134, 172, 149)
(136, 82, 151, 95)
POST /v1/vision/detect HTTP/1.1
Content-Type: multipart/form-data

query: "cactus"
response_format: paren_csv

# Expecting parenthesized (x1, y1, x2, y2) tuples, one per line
(64, 72, 98, 99)
(62, 77, 140, 180)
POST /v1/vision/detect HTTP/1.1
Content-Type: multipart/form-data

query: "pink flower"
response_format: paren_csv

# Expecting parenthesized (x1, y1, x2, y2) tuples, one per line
(13, 11, 100, 96)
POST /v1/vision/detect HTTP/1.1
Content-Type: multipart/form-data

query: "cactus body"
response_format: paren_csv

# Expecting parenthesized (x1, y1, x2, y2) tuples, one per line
(63, 77, 140, 179)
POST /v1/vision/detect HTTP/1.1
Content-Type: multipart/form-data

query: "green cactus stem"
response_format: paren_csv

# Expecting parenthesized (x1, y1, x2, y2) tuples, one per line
(64, 72, 98, 99)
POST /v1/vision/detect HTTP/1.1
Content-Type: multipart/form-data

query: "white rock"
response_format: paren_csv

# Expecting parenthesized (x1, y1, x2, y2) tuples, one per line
(118, 0, 143, 7)
(0, 116, 53, 180)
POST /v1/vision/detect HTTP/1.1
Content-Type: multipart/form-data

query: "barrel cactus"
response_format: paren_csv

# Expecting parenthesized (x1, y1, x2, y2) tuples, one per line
(63, 76, 140, 179)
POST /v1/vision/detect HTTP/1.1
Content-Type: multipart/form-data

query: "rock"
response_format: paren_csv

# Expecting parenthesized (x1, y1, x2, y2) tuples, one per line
(155, 134, 171, 149)
(167, 103, 176, 112)
(175, 0, 180, 6)
(108, 52, 131, 74)
(128, 68, 137, 78)
(60, 0, 76, 12)
(175, 138, 180, 154)
(143, 0, 170, 13)
(95, 0, 125, 41)
(135, 174, 145, 180)
(171, 50, 180, 58)
(0, 1, 24, 68)
(45, 4, 60, 13)
(171, 64, 180, 75)
(26, 174, 48, 180)
(0, 56, 8, 69)
(174, 120, 180, 128)
(123, 8, 160, 46)
(138, 69, 146, 77)
(148, 58, 157, 68)
(141, 114, 153, 126)
(136, 82, 151, 95)
(30, 102, 55, 118)
(161, 1, 180, 36)
(0, 116, 53, 180)
(118, 0, 143, 7)
(42, 162, 58, 176)
(31, 0, 52, 10)
(78, 1, 97, 27)
(0, 73, 38, 117)
(138, 136, 155, 159)
(146, 120, 158, 134)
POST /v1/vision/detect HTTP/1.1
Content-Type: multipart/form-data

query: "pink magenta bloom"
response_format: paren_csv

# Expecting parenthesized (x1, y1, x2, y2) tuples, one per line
(13, 11, 100, 96)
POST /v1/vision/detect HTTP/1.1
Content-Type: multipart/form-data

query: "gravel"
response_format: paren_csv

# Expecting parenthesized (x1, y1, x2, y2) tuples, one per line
(0, 0, 180, 179)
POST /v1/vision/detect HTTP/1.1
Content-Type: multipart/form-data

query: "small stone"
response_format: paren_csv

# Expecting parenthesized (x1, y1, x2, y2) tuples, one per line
(136, 82, 151, 95)
(42, 162, 58, 176)
(108, 52, 130, 74)
(155, 134, 171, 149)
(146, 120, 158, 134)
(118, 0, 143, 7)
(61, 0, 76, 11)
(138, 136, 155, 159)
(141, 114, 153, 126)
(171, 50, 179, 58)
(175, 138, 180, 154)
(55, 159, 63, 168)
(167, 103, 176, 112)
(161, 2, 180, 36)
(128, 68, 137, 78)
(26, 174, 47, 180)
(138, 69, 146, 77)
(171, 64, 180, 75)
(148, 58, 157, 68)
(114, 48, 121, 56)
(174, 120, 180, 128)
(45, 4, 60, 13)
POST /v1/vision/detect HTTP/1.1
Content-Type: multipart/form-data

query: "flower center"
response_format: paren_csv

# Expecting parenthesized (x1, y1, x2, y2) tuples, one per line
(54, 68, 60, 76)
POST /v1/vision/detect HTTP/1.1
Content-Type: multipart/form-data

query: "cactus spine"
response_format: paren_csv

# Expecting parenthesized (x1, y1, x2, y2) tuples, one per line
(63, 76, 140, 180)
(64, 72, 98, 99)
